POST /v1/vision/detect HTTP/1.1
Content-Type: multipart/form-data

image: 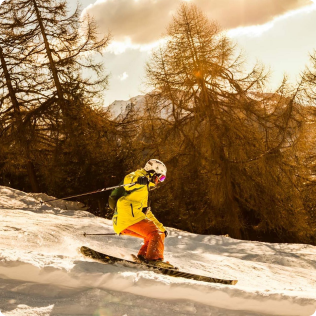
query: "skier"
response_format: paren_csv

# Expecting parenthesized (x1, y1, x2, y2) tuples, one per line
(112, 159, 168, 265)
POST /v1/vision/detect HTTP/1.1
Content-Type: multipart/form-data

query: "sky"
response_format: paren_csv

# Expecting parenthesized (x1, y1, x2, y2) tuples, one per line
(71, 0, 316, 107)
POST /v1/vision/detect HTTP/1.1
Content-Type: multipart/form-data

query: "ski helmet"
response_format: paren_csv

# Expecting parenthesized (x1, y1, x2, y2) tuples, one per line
(144, 159, 167, 176)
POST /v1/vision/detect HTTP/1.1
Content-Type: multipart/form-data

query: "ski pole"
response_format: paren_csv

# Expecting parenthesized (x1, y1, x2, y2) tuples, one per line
(40, 182, 136, 204)
(83, 232, 117, 237)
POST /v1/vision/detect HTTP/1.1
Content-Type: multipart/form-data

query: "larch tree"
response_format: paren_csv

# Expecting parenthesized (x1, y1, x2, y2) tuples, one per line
(0, 0, 45, 192)
(25, 0, 111, 196)
(296, 51, 316, 243)
(0, 0, 111, 195)
(144, 3, 310, 242)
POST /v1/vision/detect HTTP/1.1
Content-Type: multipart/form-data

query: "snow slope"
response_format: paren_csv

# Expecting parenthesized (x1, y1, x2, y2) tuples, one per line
(0, 186, 315, 316)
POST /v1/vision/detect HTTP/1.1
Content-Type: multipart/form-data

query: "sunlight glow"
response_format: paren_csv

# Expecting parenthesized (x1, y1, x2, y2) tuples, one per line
(227, 22, 274, 37)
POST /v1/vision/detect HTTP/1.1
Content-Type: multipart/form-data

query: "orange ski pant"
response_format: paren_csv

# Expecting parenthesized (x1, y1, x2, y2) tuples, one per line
(120, 219, 165, 260)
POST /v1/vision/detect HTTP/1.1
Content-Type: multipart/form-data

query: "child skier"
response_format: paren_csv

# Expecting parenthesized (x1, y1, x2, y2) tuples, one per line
(112, 159, 168, 265)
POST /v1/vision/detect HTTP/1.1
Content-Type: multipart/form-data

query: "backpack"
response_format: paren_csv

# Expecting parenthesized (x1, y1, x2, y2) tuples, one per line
(108, 181, 127, 211)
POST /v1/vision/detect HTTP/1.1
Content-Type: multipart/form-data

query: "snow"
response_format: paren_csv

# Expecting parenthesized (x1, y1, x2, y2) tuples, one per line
(0, 186, 315, 316)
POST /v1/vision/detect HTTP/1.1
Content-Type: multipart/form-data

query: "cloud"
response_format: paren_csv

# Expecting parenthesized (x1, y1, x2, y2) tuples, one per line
(106, 37, 166, 55)
(118, 72, 129, 81)
(83, 0, 312, 45)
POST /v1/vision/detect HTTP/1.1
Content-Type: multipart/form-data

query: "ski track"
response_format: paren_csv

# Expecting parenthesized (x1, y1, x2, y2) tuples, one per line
(0, 186, 315, 316)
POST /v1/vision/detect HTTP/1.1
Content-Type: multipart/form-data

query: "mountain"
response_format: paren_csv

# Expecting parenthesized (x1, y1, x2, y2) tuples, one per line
(0, 185, 315, 316)
(107, 95, 146, 119)
(107, 94, 174, 120)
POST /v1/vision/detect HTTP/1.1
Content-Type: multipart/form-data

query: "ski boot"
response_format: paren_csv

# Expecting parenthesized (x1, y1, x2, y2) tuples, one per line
(133, 254, 178, 270)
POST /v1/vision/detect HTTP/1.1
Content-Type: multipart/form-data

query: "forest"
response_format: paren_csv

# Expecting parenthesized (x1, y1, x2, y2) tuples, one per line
(1, 0, 316, 245)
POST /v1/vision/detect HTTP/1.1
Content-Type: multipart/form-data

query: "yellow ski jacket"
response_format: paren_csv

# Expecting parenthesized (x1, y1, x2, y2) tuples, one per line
(112, 168, 166, 234)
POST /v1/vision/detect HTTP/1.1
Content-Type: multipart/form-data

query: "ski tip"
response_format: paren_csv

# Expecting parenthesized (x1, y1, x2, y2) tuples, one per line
(232, 280, 238, 285)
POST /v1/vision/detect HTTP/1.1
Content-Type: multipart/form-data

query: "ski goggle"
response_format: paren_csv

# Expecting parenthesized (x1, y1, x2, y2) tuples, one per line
(152, 173, 166, 184)
(158, 174, 166, 182)
(156, 174, 166, 183)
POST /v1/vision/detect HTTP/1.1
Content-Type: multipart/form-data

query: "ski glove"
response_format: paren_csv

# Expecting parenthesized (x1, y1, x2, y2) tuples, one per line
(164, 230, 168, 238)
(137, 176, 149, 185)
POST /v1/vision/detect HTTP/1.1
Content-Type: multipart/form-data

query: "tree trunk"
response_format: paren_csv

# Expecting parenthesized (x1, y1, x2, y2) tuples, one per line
(0, 46, 21, 117)
(26, 161, 40, 193)
(32, 0, 64, 101)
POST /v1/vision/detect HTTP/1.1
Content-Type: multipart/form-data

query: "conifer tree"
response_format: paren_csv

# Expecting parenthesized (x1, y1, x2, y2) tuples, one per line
(0, 0, 44, 191)
(145, 3, 309, 241)
(0, 0, 111, 194)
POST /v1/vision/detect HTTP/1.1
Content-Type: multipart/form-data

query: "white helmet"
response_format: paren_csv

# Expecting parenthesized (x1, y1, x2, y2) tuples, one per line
(144, 159, 167, 176)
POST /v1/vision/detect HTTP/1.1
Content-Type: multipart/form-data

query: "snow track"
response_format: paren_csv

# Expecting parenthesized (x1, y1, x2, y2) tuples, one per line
(0, 186, 315, 315)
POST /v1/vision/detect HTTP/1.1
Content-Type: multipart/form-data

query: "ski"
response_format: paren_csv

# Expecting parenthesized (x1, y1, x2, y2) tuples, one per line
(80, 246, 238, 285)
